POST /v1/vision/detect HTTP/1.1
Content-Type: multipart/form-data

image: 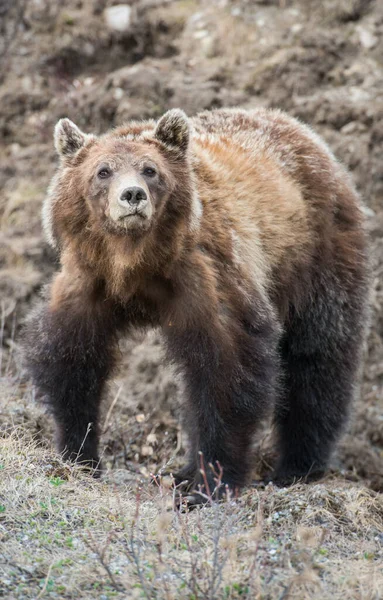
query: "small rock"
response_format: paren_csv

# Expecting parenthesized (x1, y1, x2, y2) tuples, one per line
(104, 5, 132, 33)
(194, 29, 209, 40)
(141, 445, 153, 457)
(146, 432, 157, 445)
(360, 205, 376, 219)
(357, 27, 377, 50)
(10, 143, 21, 156)
(291, 23, 303, 34)
(114, 87, 124, 100)
(83, 42, 95, 57)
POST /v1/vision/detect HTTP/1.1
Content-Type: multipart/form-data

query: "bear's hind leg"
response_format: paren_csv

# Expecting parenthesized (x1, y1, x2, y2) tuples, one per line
(273, 275, 368, 485)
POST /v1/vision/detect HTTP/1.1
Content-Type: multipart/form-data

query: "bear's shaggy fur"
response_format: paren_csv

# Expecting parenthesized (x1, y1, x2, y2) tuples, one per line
(24, 107, 369, 504)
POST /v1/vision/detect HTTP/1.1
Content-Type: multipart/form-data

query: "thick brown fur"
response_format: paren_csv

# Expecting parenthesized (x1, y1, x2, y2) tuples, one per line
(24, 107, 369, 502)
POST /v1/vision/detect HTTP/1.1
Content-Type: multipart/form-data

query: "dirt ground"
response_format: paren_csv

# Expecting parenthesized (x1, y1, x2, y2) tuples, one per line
(0, 1, 382, 598)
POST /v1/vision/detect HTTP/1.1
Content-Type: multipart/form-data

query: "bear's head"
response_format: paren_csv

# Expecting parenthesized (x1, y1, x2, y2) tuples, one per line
(44, 109, 201, 257)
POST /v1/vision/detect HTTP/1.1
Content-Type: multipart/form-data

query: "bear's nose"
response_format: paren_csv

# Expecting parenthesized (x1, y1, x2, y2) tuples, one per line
(119, 187, 147, 207)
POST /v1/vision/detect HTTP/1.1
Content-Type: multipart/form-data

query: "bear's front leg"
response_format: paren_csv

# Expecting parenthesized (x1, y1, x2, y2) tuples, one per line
(165, 299, 280, 506)
(23, 271, 125, 475)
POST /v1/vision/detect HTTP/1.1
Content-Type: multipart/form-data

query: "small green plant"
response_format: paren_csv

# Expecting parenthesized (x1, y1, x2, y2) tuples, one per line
(49, 476, 65, 487)
(55, 584, 66, 593)
(224, 583, 249, 597)
(39, 578, 54, 593)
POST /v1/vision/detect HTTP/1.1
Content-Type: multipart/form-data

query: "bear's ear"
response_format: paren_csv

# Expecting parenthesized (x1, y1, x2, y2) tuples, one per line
(54, 118, 91, 158)
(154, 109, 190, 157)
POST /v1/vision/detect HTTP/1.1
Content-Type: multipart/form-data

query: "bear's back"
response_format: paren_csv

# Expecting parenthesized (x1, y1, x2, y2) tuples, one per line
(190, 108, 366, 316)
(192, 107, 342, 184)
(190, 109, 314, 292)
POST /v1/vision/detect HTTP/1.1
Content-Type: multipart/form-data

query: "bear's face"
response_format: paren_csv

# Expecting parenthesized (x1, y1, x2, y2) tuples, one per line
(47, 110, 196, 247)
(75, 137, 175, 235)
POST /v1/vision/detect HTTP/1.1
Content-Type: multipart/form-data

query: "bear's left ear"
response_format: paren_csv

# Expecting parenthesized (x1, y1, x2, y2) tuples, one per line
(154, 109, 190, 157)
(54, 118, 92, 158)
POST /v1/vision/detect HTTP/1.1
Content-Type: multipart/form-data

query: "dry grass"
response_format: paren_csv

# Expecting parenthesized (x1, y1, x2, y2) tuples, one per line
(1, 408, 382, 599)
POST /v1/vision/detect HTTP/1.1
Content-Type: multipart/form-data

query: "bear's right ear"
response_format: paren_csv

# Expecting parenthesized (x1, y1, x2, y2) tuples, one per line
(54, 118, 91, 158)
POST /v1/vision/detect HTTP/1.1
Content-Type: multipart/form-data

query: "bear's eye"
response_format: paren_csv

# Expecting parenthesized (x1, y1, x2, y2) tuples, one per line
(97, 167, 111, 179)
(143, 166, 157, 177)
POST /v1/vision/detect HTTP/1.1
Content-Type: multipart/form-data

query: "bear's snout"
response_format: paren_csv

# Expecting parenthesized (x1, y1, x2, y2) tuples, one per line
(108, 180, 153, 231)
(119, 186, 148, 208)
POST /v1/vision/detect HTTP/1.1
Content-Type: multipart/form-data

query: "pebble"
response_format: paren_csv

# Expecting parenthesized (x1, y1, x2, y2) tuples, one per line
(357, 27, 378, 50)
(360, 205, 376, 218)
(104, 5, 132, 33)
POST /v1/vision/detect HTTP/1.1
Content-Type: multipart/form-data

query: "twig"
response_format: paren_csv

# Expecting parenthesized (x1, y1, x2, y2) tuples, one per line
(36, 562, 54, 599)
(247, 490, 265, 595)
(174, 506, 202, 598)
(103, 385, 123, 433)
(120, 488, 153, 599)
(83, 530, 123, 592)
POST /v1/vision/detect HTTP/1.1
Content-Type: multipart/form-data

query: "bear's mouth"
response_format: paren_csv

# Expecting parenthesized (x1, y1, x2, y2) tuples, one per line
(119, 212, 146, 221)
(118, 212, 149, 228)
(102, 215, 151, 237)
(111, 211, 151, 234)
(105, 201, 152, 234)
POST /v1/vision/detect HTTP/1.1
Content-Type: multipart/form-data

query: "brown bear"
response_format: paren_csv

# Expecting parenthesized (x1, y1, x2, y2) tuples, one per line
(24, 107, 369, 505)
